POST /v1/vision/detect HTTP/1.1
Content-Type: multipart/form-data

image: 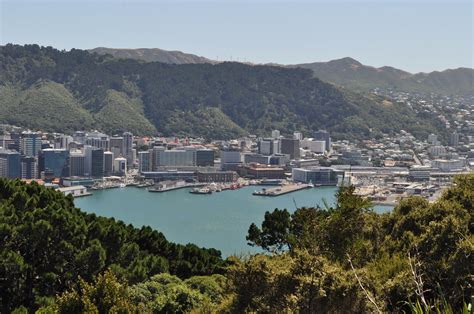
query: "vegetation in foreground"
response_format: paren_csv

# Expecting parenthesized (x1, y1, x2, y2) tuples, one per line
(0, 175, 472, 313)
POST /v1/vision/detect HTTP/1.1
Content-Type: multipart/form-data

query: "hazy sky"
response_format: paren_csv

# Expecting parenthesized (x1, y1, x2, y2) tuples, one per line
(1, 0, 472, 73)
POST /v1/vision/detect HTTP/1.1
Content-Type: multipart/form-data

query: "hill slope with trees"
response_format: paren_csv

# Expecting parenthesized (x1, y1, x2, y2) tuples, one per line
(294, 57, 474, 96)
(0, 44, 446, 139)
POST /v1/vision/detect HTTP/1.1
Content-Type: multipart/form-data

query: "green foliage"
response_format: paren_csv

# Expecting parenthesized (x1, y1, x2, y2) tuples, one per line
(0, 44, 446, 139)
(242, 175, 474, 312)
(0, 179, 224, 313)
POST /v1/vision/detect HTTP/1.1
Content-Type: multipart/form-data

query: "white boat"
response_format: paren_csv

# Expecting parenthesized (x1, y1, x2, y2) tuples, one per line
(119, 183, 126, 188)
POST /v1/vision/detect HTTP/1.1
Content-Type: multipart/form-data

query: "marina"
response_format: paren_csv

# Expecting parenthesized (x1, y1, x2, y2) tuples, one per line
(75, 186, 393, 257)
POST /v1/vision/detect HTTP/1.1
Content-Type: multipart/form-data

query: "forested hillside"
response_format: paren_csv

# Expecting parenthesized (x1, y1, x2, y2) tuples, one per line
(1, 175, 472, 312)
(0, 44, 445, 139)
(295, 57, 474, 96)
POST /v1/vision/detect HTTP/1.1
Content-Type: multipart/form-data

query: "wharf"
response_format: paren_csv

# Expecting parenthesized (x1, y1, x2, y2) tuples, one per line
(148, 183, 204, 193)
(253, 184, 311, 196)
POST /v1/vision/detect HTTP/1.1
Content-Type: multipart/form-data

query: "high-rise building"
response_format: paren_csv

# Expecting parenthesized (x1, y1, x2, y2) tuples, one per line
(91, 148, 104, 178)
(113, 157, 127, 175)
(138, 150, 152, 173)
(20, 156, 37, 179)
(73, 131, 86, 144)
(314, 130, 331, 151)
(157, 149, 196, 167)
(55, 135, 73, 149)
(449, 132, 459, 147)
(69, 151, 86, 177)
(220, 149, 242, 171)
(110, 136, 124, 158)
(39, 149, 69, 178)
(122, 132, 134, 166)
(293, 132, 303, 141)
(196, 149, 215, 166)
(85, 131, 109, 150)
(103, 151, 114, 176)
(271, 130, 280, 139)
(281, 138, 300, 159)
(20, 131, 41, 157)
(258, 139, 280, 155)
(0, 149, 21, 178)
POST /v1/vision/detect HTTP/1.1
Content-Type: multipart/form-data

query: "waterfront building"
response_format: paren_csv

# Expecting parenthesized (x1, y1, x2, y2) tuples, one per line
(138, 150, 152, 173)
(0, 148, 21, 178)
(314, 130, 331, 151)
(240, 164, 286, 179)
(196, 171, 237, 183)
(281, 138, 300, 159)
(196, 149, 215, 167)
(292, 167, 342, 185)
(103, 151, 114, 176)
(38, 149, 70, 178)
(91, 148, 104, 178)
(158, 149, 196, 167)
(69, 151, 85, 177)
(113, 157, 127, 175)
(20, 131, 41, 157)
(62, 177, 96, 187)
(141, 170, 195, 182)
(20, 156, 37, 179)
(220, 149, 242, 171)
(58, 185, 89, 197)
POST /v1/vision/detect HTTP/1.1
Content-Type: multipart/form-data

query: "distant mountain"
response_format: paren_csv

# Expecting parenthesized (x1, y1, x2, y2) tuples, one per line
(294, 58, 474, 96)
(0, 44, 445, 139)
(89, 47, 215, 64)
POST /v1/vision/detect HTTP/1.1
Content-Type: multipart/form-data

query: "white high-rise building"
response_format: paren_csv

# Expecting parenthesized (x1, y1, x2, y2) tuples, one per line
(271, 130, 280, 139)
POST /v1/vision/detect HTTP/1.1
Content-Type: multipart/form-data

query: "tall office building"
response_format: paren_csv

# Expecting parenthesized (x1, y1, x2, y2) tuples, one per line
(293, 132, 303, 141)
(110, 136, 124, 158)
(103, 151, 114, 176)
(314, 130, 331, 151)
(73, 131, 86, 144)
(20, 131, 41, 157)
(0, 149, 21, 178)
(271, 130, 281, 139)
(428, 133, 438, 145)
(39, 149, 69, 178)
(91, 148, 104, 178)
(85, 131, 109, 150)
(122, 132, 134, 165)
(138, 150, 152, 173)
(55, 135, 73, 149)
(281, 138, 300, 159)
(69, 151, 86, 177)
(258, 138, 281, 155)
(196, 149, 215, 166)
(20, 156, 37, 179)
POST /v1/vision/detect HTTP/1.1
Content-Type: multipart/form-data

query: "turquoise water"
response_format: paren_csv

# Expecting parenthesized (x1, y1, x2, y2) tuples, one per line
(75, 186, 393, 257)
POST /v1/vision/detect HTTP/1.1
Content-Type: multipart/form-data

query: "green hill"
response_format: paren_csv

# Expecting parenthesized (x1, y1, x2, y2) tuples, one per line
(294, 57, 473, 96)
(0, 44, 446, 139)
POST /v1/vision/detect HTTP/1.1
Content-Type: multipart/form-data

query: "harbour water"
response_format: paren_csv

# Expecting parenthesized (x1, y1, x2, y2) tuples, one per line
(75, 186, 394, 257)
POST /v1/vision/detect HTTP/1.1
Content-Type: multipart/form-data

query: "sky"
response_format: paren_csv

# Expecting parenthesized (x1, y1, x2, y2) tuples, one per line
(1, 0, 472, 73)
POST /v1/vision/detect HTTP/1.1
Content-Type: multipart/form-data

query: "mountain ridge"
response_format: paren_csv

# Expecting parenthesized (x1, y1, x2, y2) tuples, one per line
(0, 44, 447, 139)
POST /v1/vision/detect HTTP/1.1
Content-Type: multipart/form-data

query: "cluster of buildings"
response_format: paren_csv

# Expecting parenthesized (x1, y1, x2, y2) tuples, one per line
(0, 121, 472, 202)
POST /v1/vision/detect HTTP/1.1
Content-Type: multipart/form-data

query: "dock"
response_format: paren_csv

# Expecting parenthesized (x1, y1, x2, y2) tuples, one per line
(253, 184, 312, 196)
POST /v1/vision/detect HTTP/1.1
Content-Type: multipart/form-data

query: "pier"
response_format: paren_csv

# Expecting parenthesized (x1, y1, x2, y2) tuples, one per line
(253, 183, 312, 196)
